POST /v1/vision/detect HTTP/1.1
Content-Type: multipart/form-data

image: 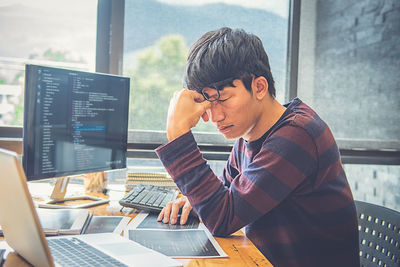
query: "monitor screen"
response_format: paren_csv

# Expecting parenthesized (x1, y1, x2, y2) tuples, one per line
(23, 65, 130, 181)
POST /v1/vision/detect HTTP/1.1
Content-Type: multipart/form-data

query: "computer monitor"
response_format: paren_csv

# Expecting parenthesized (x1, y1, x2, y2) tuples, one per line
(23, 64, 130, 208)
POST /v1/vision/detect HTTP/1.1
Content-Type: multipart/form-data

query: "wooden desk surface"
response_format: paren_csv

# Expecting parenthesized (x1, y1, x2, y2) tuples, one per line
(0, 191, 272, 267)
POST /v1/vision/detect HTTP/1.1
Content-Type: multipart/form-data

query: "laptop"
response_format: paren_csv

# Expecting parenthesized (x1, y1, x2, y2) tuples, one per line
(0, 148, 182, 267)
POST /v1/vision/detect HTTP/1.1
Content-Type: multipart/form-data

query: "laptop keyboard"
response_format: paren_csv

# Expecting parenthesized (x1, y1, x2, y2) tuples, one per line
(48, 237, 127, 267)
(119, 184, 178, 212)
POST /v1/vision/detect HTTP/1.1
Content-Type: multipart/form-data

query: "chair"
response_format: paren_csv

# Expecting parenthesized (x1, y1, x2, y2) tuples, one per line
(355, 200, 400, 267)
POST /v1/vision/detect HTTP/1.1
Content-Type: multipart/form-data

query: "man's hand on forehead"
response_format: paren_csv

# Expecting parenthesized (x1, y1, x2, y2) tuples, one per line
(193, 90, 206, 103)
(166, 89, 211, 141)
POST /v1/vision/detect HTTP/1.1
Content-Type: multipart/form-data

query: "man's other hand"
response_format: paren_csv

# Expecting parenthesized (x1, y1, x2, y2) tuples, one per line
(157, 196, 193, 225)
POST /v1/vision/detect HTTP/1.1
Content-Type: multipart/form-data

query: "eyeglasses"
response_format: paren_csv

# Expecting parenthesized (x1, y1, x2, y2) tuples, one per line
(201, 77, 236, 102)
(201, 87, 220, 102)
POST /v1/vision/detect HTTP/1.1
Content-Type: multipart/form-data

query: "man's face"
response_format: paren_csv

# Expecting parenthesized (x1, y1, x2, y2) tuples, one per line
(202, 79, 265, 141)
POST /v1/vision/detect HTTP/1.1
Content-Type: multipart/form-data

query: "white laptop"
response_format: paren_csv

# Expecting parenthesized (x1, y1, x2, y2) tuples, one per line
(0, 148, 182, 267)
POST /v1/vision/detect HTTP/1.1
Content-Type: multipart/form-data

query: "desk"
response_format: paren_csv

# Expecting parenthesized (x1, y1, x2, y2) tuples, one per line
(0, 190, 272, 267)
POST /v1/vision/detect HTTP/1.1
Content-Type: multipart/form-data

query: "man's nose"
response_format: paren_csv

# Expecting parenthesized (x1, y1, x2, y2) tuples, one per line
(208, 102, 225, 123)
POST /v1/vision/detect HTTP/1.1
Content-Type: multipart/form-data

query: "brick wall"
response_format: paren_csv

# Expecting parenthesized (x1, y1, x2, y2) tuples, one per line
(313, 0, 400, 140)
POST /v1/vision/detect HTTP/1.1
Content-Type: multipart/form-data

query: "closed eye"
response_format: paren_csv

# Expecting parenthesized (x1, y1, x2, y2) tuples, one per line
(218, 97, 230, 103)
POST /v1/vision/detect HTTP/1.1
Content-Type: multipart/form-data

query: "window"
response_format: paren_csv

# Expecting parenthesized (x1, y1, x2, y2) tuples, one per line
(297, 0, 400, 142)
(345, 164, 400, 211)
(0, 0, 97, 127)
(0, 0, 398, 211)
(122, 0, 289, 135)
(297, 0, 400, 210)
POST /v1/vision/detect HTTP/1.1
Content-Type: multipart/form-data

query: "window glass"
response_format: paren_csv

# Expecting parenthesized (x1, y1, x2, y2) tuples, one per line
(0, 0, 97, 126)
(345, 164, 400, 212)
(298, 0, 400, 141)
(123, 0, 289, 133)
(296, 0, 400, 212)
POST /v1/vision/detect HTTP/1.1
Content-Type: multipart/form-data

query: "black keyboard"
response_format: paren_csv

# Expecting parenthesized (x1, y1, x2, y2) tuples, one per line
(119, 184, 178, 212)
(48, 237, 127, 267)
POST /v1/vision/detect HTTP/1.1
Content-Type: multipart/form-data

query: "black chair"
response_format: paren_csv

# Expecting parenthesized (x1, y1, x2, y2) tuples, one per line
(355, 200, 400, 267)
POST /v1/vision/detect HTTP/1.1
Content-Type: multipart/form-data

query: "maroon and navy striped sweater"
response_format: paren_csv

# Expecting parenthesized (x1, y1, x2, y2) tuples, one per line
(156, 98, 360, 266)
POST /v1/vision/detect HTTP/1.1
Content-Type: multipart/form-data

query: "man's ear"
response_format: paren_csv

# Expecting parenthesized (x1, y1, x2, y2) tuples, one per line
(252, 76, 269, 100)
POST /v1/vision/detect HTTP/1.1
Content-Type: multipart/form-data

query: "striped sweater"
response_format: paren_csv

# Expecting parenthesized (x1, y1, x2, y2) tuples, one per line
(156, 98, 360, 266)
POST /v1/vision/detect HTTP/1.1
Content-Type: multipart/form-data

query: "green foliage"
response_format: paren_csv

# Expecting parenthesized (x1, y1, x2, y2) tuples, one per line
(11, 96, 24, 126)
(126, 34, 185, 130)
(1, 48, 85, 126)
(125, 34, 216, 133)
(43, 48, 67, 62)
(13, 71, 24, 83)
(125, 35, 192, 131)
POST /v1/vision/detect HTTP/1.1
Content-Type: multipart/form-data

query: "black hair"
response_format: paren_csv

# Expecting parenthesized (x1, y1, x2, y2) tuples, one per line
(184, 27, 276, 97)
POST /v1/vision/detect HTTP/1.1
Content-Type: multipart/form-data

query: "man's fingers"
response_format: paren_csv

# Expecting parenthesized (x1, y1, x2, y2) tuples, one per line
(170, 200, 184, 224)
(193, 93, 204, 103)
(198, 100, 211, 113)
(160, 197, 188, 224)
(157, 197, 194, 225)
(201, 111, 210, 122)
(191, 91, 211, 121)
(161, 201, 173, 224)
(180, 201, 193, 225)
(157, 208, 164, 222)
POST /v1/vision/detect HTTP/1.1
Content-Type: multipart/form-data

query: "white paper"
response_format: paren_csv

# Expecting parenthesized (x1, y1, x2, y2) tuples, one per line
(124, 212, 227, 259)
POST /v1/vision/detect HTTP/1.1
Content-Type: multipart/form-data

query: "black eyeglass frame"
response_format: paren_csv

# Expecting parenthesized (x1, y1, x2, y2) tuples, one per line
(201, 87, 220, 102)
(201, 76, 237, 102)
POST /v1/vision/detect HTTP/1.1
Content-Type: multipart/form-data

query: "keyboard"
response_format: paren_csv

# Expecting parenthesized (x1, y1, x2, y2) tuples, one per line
(48, 237, 127, 266)
(119, 184, 179, 212)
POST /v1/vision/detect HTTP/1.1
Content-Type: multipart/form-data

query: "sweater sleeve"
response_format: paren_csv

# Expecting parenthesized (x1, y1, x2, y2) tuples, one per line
(155, 126, 317, 236)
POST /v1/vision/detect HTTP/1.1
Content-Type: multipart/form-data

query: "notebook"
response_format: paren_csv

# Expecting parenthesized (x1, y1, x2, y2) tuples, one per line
(0, 148, 182, 267)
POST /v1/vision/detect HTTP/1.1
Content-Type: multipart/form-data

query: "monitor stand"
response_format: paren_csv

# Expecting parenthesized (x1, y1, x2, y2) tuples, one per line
(38, 176, 109, 209)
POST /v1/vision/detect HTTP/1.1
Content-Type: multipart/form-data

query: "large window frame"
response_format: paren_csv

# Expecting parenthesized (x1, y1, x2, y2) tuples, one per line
(0, 0, 399, 166)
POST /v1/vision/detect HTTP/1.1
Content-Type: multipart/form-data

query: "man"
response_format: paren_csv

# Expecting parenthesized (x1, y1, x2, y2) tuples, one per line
(156, 27, 359, 266)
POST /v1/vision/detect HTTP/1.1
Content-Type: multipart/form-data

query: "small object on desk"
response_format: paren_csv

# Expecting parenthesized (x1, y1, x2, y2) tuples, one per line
(125, 172, 178, 191)
(37, 208, 92, 235)
(83, 171, 108, 193)
(0, 209, 91, 237)
(119, 184, 178, 212)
